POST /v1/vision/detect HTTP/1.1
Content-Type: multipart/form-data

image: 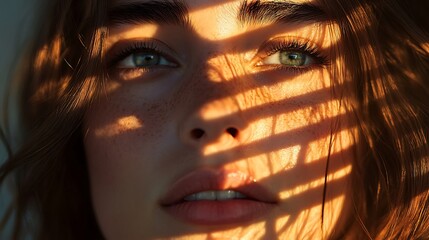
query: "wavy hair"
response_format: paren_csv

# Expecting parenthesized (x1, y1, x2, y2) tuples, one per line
(322, 0, 429, 238)
(1, 0, 107, 239)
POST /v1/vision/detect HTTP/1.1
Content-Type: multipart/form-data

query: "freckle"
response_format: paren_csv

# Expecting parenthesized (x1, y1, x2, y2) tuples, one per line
(139, 101, 172, 138)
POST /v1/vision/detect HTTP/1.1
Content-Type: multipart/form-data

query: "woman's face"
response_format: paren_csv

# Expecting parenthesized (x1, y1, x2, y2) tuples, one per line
(84, 0, 355, 239)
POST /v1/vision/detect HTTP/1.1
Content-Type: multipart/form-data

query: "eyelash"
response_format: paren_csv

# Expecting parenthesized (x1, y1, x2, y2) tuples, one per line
(108, 40, 175, 69)
(258, 39, 329, 73)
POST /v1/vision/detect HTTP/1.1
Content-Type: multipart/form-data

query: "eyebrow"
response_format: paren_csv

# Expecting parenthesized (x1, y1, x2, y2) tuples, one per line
(239, 0, 328, 25)
(108, 0, 190, 27)
(108, 0, 328, 27)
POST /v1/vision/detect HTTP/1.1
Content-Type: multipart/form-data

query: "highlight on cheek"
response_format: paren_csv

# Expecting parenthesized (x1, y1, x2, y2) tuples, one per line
(271, 100, 346, 135)
(274, 194, 347, 238)
(304, 127, 358, 164)
(202, 126, 355, 196)
(116, 68, 149, 80)
(202, 98, 346, 152)
(94, 115, 143, 138)
(196, 74, 332, 123)
(271, 145, 302, 171)
(278, 164, 352, 200)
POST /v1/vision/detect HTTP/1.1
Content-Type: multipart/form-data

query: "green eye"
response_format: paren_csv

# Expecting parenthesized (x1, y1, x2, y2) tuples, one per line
(279, 51, 307, 66)
(258, 50, 313, 67)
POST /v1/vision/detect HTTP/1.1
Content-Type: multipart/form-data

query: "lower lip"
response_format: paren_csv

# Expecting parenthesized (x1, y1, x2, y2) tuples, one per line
(163, 200, 275, 225)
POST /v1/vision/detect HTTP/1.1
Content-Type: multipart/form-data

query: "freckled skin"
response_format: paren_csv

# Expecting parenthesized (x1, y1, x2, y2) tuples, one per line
(84, 0, 354, 239)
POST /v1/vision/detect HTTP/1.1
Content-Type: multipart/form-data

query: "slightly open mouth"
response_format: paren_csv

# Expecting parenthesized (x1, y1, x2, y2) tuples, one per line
(182, 190, 249, 201)
(160, 168, 278, 225)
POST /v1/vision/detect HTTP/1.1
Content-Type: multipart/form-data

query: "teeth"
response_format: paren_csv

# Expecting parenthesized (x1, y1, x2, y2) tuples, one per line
(184, 190, 248, 201)
(216, 190, 236, 200)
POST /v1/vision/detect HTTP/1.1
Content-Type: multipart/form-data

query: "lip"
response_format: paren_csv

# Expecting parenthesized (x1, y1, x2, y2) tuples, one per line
(160, 168, 278, 225)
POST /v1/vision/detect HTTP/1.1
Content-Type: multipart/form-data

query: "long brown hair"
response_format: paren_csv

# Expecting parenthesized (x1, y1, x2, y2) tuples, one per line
(322, 0, 429, 239)
(1, 0, 107, 239)
(1, 0, 429, 239)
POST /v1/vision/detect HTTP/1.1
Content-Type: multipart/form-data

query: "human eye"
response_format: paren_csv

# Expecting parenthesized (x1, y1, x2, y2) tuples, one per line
(117, 50, 174, 68)
(107, 39, 178, 73)
(255, 38, 328, 71)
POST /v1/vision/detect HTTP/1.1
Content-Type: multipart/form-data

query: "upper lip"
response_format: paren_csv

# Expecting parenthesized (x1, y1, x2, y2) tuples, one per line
(159, 168, 278, 206)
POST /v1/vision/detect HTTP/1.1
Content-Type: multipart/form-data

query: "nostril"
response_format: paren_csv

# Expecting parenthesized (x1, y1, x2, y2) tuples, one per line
(190, 128, 205, 139)
(226, 127, 239, 138)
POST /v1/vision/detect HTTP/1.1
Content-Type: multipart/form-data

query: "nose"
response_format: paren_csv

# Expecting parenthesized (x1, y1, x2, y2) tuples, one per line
(180, 97, 249, 148)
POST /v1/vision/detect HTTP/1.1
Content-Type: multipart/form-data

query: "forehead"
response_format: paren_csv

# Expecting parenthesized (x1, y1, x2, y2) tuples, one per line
(108, 0, 327, 41)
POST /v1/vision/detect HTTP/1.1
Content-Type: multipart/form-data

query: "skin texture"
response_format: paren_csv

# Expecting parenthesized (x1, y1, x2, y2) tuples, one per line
(84, 0, 356, 239)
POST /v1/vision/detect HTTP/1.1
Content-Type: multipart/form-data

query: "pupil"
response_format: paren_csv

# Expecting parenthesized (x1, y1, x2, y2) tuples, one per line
(289, 54, 299, 60)
(280, 51, 305, 66)
(134, 53, 160, 66)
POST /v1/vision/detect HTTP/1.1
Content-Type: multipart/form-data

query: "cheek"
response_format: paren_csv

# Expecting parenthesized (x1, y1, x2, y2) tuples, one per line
(82, 93, 174, 238)
(83, 85, 175, 170)
(84, 99, 166, 184)
(232, 71, 355, 235)
(225, 95, 354, 188)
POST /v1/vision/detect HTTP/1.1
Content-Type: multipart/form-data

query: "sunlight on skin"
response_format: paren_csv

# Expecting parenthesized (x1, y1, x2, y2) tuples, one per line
(186, 0, 339, 46)
(189, 1, 243, 41)
(268, 145, 302, 172)
(83, 0, 356, 239)
(202, 128, 354, 238)
(274, 195, 347, 239)
(202, 99, 347, 156)
(203, 127, 355, 186)
(105, 23, 337, 83)
(108, 0, 340, 44)
(207, 222, 268, 240)
(305, 127, 358, 164)
(107, 25, 159, 49)
(210, 147, 301, 185)
(94, 115, 143, 137)
(194, 71, 332, 121)
(89, 94, 345, 141)
(152, 222, 268, 240)
(104, 0, 339, 85)
(197, 126, 354, 239)
(278, 165, 352, 200)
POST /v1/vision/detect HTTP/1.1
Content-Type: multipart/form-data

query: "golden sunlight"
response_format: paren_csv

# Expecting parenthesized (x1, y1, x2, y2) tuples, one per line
(278, 164, 351, 200)
(94, 115, 143, 137)
(202, 99, 347, 157)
